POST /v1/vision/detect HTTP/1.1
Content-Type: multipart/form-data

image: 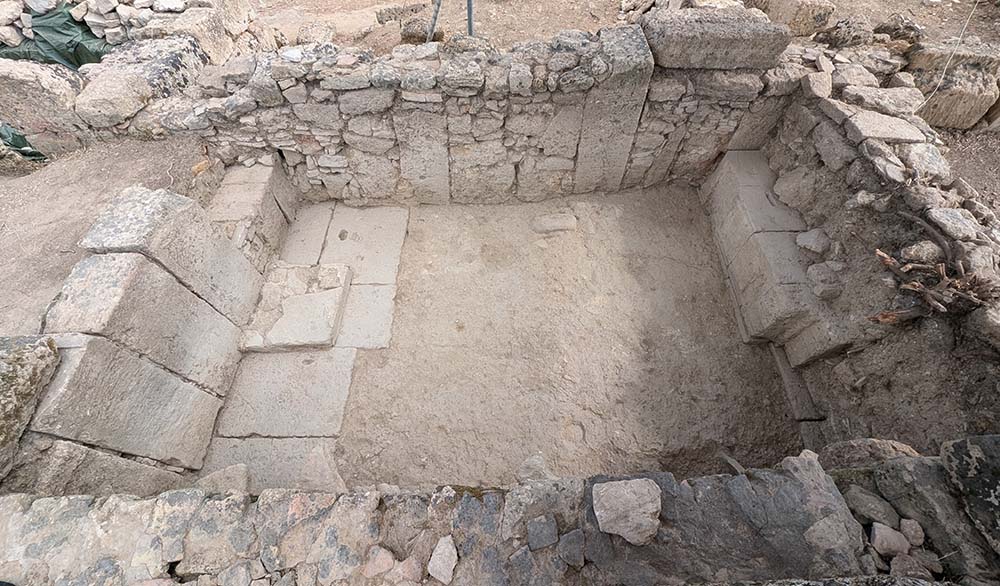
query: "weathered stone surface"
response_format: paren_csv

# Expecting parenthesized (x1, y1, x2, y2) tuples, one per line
(216, 348, 356, 437)
(30, 334, 222, 469)
(907, 40, 1000, 129)
(640, 7, 790, 70)
(819, 438, 920, 469)
(0, 337, 58, 478)
(199, 437, 347, 494)
(592, 478, 661, 545)
(81, 187, 264, 326)
(899, 518, 925, 547)
(844, 111, 925, 144)
(209, 165, 293, 272)
(966, 304, 1000, 352)
(175, 491, 256, 575)
(757, 0, 834, 36)
(843, 485, 900, 528)
(527, 513, 559, 550)
(428, 535, 458, 584)
(574, 25, 652, 194)
(393, 108, 450, 203)
(832, 64, 880, 89)
(813, 120, 857, 171)
(875, 456, 1000, 582)
(926, 207, 982, 241)
(841, 86, 925, 117)
(449, 140, 515, 204)
(801, 71, 832, 99)
(44, 253, 242, 394)
(896, 142, 951, 185)
(0, 59, 84, 153)
(1, 432, 183, 496)
(941, 435, 1000, 555)
(335, 284, 396, 349)
(319, 205, 409, 284)
(195, 463, 251, 494)
(583, 452, 864, 583)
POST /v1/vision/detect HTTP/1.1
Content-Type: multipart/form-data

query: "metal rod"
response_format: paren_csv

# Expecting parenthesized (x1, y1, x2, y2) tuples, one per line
(427, 0, 444, 43)
(466, 0, 473, 36)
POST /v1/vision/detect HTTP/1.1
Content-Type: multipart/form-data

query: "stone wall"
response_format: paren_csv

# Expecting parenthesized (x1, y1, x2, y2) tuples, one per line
(2, 4, 793, 201)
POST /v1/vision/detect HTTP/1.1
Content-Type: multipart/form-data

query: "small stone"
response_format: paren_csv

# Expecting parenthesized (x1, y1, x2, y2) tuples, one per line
(832, 63, 879, 88)
(871, 522, 910, 558)
(557, 529, 585, 569)
(796, 229, 831, 255)
(151, 0, 184, 10)
(844, 110, 925, 144)
(899, 518, 925, 547)
(362, 545, 395, 578)
(592, 478, 661, 546)
(531, 212, 577, 234)
(807, 261, 843, 300)
(526, 514, 559, 550)
(896, 142, 952, 185)
(428, 535, 458, 584)
(801, 71, 832, 99)
(888, 72, 916, 88)
(926, 207, 982, 241)
(900, 240, 944, 264)
(910, 548, 944, 574)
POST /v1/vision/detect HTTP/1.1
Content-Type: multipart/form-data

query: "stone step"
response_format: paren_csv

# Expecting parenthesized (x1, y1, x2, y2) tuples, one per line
(207, 163, 300, 272)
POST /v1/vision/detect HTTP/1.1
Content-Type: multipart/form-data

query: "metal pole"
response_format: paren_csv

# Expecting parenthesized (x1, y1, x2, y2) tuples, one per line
(427, 0, 444, 43)
(466, 0, 473, 36)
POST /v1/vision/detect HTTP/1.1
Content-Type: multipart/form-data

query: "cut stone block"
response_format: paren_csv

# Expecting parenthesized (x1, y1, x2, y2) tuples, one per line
(843, 110, 926, 144)
(0, 432, 183, 497)
(280, 201, 335, 265)
(641, 7, 791, 70)
(243, 262, 351, 351)
(30, 334, 222, 469)
(393, 109, 450, 203)
(198, 437, 347, 494)
(319, 206, 409, 285)
(574, 25, 653, 194)
(80, 186, 264, 326)
(907, 40, 1000, 130)
(44, 253, 242, 394)
(215, 348, 356, 437)
(336, 284, 396, 349)
(209, 167, 290, 272)
(221, 163, 299, 221)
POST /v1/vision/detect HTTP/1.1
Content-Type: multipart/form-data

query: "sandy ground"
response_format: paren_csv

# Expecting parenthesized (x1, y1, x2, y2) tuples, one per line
(0, 138, 208, 336)
(832, 0, 1000, 43)
(336, 186, 802, 488)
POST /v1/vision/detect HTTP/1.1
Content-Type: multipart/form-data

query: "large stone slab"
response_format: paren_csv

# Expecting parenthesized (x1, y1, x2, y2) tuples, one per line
(574, 25, 653, 194)
(907, 40, 1000, 130)
(0, 432, 183, 496)
(44, 253, 242, 394)
(335, 284, 396, 349)
(843, 110, 926, 144)
(216, 348, 356, 437)
(393, 108, 450, 203)
(875, 456, 1000, 583)
(319, 205, 409, 285)
(280, 201, 335, 265)
(198, 437, 347, 494)
(641, 7, 791, 70)
(941, 435, 1000, 555)
(0, 337, 59, 478)
(80, 186, 264, 326)
(30, 334, 222, 469)
(755, 0, 835, 36)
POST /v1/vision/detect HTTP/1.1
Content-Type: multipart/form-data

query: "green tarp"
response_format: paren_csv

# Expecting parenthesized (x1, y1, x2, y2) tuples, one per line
(0, 3, 110, 70)
(0, 123, 46, 160)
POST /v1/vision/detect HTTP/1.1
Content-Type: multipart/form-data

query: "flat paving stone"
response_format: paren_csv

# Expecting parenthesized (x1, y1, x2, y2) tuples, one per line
(280, 202, 335, 265)
(319, 206, 409, 285)
(198, 437, 346, 494)
(216, 348, 357, 437)
(335, 285, 396, 349)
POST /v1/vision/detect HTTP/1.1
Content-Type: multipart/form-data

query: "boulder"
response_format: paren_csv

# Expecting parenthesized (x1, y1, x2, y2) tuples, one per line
(0, 59, 84, 153)
(843, 485, 900, 528)
(640, 7, 790, 70)
(0, 337, 59, 478)
(907, 40, 1000, 129)
(754, 0, 834, 36)
(870, 522, 909, 558)
(941, 435, 1000, 555)
(592, 478, 662, 545)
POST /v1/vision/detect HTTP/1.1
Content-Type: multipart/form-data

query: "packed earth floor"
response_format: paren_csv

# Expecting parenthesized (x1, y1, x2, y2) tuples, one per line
(195, 184, 801, 490)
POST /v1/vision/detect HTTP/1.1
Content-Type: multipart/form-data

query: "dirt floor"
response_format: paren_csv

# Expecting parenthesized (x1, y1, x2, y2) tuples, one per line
(335, 185, 802, 488)
(0, 138, 209, 336)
